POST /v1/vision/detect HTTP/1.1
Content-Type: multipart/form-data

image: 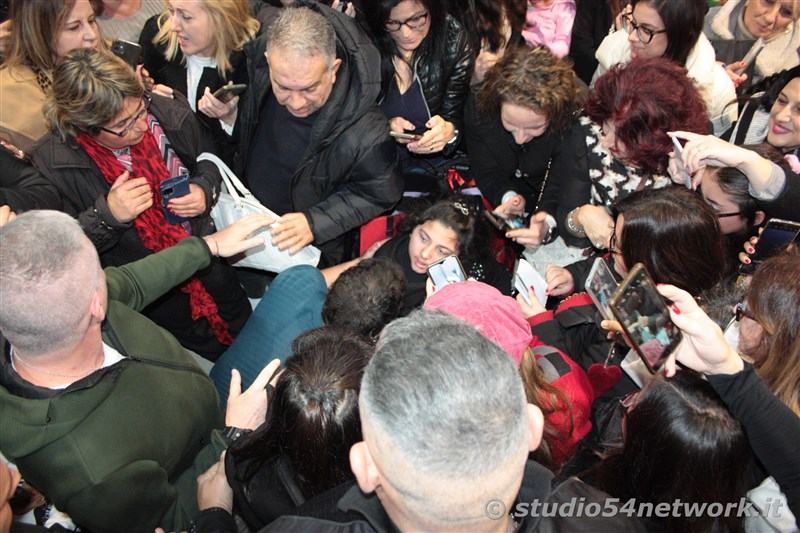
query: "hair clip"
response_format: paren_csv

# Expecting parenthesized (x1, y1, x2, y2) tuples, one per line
(453, 201, 470, 216)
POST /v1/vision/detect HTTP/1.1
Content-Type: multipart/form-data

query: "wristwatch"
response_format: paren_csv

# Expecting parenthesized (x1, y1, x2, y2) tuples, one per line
(446, 129, 460, 145)
(222, 426, 252, 443)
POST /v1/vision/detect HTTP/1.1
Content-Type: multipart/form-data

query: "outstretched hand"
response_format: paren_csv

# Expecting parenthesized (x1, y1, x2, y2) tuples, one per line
(204, 214, 274, 258)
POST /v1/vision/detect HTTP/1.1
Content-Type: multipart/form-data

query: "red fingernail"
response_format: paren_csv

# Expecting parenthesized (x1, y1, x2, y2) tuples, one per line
(671, 304, 681, 315)
(530, 285, 535, 293)
(545, 288, 550, 295)
(747, 247, 754, 253)
(745, 258, 751, 264)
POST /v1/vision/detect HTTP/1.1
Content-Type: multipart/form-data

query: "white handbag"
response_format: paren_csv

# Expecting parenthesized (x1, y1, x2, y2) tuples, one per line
(197, 152, 321, 273)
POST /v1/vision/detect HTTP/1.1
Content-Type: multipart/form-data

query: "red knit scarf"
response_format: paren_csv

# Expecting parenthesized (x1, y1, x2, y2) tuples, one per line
(76, 128, 233, 345)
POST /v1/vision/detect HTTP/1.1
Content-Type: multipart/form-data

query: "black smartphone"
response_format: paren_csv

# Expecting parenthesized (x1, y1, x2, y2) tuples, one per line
(111, 39, 142, 68)
(609, 263, 682, 374)
(426, 255, 466, 288)
(739, 218, 800, 274)
(160, 174, 190, 224)
(212, 83, 247, 103)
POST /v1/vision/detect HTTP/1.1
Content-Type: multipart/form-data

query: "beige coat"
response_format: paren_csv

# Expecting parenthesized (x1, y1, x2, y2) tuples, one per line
(0, 65, 48, 152)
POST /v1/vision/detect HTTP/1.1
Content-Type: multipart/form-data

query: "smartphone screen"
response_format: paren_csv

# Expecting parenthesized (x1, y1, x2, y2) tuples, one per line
(160, 174, 190, 224)
(586, 258, 618, 320)
(427, 255, 466, 288)
(739, 218, 800, 274)
(610, 264, 682, 373)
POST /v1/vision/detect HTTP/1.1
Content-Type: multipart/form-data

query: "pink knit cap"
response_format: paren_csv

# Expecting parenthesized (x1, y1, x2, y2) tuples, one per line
(424, 281, 532, 366)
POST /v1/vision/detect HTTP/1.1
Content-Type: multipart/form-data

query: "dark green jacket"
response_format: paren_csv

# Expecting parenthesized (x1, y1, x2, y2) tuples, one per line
(0, 237, 226, 532)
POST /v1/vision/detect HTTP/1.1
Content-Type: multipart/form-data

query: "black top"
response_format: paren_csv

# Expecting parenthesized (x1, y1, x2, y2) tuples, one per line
(246, 93, 316, 215)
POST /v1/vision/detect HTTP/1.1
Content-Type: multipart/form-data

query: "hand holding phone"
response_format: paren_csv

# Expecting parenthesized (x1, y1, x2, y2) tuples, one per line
(610, 264, 682, 373)
(160, 174, 190, 224)
(739, 218, 800, 274)
(427, 255, 466, 288)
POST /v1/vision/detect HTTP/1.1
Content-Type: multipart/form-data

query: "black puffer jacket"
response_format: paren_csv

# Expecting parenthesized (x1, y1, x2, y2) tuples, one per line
(411, 15, 475, 131)
(234, 4, 402, 263)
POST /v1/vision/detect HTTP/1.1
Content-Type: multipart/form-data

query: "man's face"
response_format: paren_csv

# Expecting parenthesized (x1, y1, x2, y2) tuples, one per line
(266, 47, 342, 118)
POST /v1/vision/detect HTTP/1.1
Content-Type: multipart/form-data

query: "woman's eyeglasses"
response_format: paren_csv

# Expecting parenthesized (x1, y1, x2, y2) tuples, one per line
(384, 11, 429, 32)
(619, 390, 639, 416)
(621, 14, 666, 44)
(609, 231, 622, 255)
(99, 94, 152, 137)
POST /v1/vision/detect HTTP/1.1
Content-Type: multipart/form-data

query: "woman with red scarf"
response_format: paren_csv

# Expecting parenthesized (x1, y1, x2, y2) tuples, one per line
(31, 47, 251, 360)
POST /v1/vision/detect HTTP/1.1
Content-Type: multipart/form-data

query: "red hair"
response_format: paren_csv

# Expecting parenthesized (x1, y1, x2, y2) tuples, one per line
(586, 57, 708, 175)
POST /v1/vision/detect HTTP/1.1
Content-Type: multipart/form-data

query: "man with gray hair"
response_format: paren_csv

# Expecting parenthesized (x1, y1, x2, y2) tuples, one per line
(0, 210, 278, 533)
(232, 2, 401, 268)
(194, 311, 644, 531)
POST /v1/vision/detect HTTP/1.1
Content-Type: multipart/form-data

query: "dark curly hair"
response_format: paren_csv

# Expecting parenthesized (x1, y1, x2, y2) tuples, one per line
(322, 257, 407, 341)
(478, 45, 586, 134)
(586, 57, 708, 174)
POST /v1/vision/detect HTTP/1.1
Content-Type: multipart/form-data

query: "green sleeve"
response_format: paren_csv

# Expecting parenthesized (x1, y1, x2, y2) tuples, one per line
(104, 237, 212, 312)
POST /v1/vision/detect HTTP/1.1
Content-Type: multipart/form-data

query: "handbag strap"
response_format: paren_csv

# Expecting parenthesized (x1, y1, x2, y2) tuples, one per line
(197, 152, 256, 202)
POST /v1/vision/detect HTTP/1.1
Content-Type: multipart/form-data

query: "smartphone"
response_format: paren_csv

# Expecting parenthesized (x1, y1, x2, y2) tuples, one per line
(609, 263, 682, 374)
(739, 218, 800, 274)
(390, 131, 423, 141)
(585, 257, 619, 320)
(160, 174, 190, 224)
(734, 38, 765, 75)
(514, 259, 547, 306)
(111, 39, 142, 68)
(484, 210, 526, 232)
(323, 0, 347, 11)
(427, 255, 466, 288)
(212, 83, 247, 103)
(671, 137, 692, 189)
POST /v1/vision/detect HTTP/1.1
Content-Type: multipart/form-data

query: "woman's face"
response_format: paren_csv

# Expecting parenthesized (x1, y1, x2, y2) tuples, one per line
(700, 169, 750, 235)
(386, 0, 431, 57)
(627, 2, 668, 60)
(767, 78, 800, 150)
(500, 103, 550, 145)
(600, 120, 630, 160)
(93, 96, 149, 151)
(407, 220, 459, 274)
(53, 0, 100, 61)
(168, 0, 216, 58)
(743, 0, 797, 39)
(611, 215, 627, 277)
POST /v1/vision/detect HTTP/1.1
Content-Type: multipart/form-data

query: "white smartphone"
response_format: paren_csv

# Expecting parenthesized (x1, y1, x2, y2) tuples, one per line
(427, 255, 466, 288)
(671, 137, 692, 189)
(514, 259, 547, 306)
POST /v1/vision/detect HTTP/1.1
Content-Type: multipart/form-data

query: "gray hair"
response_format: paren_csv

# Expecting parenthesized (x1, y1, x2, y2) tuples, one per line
(0, 211, 101, 355)
(362, 310, 529, 480)
(266, 5, 336, 66)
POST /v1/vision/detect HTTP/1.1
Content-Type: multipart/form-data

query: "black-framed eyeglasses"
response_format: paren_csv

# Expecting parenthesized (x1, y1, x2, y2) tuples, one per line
(384, 11, 429, 32)
(716, 211, 743, 218)
(621, 14, 666, 44)
(735, 297, 754, 322)
(99, 94, 152, 137)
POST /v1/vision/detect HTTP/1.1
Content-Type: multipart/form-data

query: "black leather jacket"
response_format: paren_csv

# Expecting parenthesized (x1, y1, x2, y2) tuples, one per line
(407, 15, 475, 131)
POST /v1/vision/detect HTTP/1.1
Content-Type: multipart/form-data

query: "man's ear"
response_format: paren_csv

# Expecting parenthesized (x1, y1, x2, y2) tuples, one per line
(754, 210, 766, 227)
(264, 51, 270, 66)
(89, 289, 105, 324)
(350, 441, 381, 494)
(330, 58, 343, 82)
(526, 404, 545, 452)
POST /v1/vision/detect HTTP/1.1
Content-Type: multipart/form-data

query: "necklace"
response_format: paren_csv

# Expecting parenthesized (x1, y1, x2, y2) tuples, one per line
(11, 349, 100, 379)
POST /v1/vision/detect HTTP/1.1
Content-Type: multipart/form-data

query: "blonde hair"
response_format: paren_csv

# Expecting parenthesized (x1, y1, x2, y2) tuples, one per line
(45, 48, 143, 143)
(153, 0, 259, 77)
(3, 0, 105, 75)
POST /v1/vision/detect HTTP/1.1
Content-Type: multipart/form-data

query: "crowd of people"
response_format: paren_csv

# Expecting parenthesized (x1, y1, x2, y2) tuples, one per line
(1, 0, 799, 532)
